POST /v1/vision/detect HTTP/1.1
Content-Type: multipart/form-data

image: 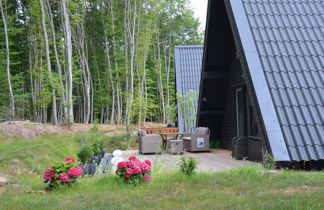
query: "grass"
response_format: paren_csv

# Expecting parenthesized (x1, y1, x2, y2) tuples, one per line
(0, 132, 324, 209)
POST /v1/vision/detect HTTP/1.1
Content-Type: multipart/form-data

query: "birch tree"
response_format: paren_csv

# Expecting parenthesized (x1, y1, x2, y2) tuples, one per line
(0, 0, 15, 120)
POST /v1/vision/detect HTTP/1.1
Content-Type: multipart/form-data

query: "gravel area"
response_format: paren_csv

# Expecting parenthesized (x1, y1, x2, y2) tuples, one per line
(119, 149, 253, 172)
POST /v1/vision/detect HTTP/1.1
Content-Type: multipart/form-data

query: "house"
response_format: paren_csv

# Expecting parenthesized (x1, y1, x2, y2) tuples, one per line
(175, 45, 203, 133)
(197, 0, 324, 167)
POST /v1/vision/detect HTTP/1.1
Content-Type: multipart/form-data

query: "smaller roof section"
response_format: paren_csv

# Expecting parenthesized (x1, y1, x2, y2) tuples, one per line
(174, 45, 203, 132)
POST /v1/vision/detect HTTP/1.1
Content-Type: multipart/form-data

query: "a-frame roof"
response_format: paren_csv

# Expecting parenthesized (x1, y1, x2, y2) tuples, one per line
(203, 0, 324, 161)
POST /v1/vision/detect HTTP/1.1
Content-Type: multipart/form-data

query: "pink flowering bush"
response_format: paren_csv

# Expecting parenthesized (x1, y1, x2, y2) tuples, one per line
(116, 156, 152, 184)
(43, 157, 83, 190)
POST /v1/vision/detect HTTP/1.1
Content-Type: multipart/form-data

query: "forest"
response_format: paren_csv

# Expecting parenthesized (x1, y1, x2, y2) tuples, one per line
(0, 0, 203, 126)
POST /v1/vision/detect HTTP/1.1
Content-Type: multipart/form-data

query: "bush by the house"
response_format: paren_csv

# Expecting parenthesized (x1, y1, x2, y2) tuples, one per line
(116, 156, 152, 184)
(179, 157, 198, 176)
(43, 157, 83, 190)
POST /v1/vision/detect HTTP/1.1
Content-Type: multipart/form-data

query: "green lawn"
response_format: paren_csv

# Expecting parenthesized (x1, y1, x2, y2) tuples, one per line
(0, 132, 324, 210)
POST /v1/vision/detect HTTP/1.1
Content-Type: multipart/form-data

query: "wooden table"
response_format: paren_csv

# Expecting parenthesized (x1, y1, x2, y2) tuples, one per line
(160, 133, 184, 150)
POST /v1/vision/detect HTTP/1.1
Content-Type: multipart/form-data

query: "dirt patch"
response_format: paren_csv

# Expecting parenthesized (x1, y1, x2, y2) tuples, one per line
(279, 185, 320, 195)
(104, 131, 127, 137)
(0, 123, 120, 138)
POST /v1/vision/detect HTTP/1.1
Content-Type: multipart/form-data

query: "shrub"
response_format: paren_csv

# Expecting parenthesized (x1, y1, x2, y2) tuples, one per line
(90, 137, 103, 155)
(77, 145, 94, 164)
(43, 157, 83, 190)
(179, 157, 198, 175)
(90, 119, 99, 132)
(264, 152, 276, 169)
(116, 156, 152, 184)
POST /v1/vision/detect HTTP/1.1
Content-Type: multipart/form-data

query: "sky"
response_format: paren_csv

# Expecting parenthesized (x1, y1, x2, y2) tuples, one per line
(190, 0, 208, 31)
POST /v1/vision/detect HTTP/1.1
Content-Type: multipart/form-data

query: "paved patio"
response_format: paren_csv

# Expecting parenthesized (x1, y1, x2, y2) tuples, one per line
(120, 149, 254, 172)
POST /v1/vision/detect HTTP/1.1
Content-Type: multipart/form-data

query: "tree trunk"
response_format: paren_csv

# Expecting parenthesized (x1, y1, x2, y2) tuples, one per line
(0, 0, 15, 120)
(46, 0, 67, 123)
(39, 0, 58, 125)
(61, 0, 74, 124)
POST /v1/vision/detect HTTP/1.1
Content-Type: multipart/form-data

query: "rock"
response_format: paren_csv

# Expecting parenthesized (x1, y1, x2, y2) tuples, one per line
(260, 170, 279, 176)
(99, 149, 105, 158)
(0, 177, 8, 186)
(96, 155, 102, 166)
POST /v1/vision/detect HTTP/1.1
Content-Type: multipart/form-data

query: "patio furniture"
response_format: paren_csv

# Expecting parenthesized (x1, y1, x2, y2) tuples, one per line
(140, 127, 179, 134)
(232, 136, 248, 159)
(182, 127, 210, 152)
(232, 136, 262, 161)
(160, 132, 184, 150)
(166, 139, 183, 155)
(247, 137, 263, 162)
(138, 130, 163, 154)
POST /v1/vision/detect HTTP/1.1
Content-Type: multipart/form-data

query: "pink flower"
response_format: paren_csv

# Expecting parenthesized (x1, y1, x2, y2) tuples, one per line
(129, 156, 137, 161)
(133, 166, 142, 174)
(128, 160, 140, 169)
(117, 161, 128, 169)
(67, 167, 83, 178)
(125, 168, 134, 178)
(59, 173, 70, 183)
(144, 160, 152, 167)
(140, 162, 150, 173)
(43, 168, 55, 182)
(144, 174, 150, 181)
(64, 157, 75, 163)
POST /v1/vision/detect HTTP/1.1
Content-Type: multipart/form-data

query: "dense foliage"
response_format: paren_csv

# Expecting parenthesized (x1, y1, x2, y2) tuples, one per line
(0, 0, 203, 125)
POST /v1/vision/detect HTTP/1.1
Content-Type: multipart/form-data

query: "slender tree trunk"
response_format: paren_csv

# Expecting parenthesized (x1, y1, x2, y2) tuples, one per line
(46, 0, 67, 123)
(61, 0, 74, 124)
(156, 34, 166, 123)
(39, 0, 58, 125)
(0, 0, 15, 120)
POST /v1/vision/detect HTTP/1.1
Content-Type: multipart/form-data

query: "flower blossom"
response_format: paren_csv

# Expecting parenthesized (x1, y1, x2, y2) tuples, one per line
(128, 156, 137, 162)
(64, 157, 75, 163)
(43, 168, 55, 182)
(67, 167, 83, 178)
(59, 173, 70, 183)
(140, 162, 150, 173)
(144, 160, 152, 167)
(117, 161, 128, 169)
(125, 168, 134, 178)
(144, 174, 150, 181)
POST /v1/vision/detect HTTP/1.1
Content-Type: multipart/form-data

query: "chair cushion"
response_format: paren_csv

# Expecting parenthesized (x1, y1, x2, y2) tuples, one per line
(138, 130, 147, 136)
(182, 137, 191, 141)
(195, 127, 209, 134)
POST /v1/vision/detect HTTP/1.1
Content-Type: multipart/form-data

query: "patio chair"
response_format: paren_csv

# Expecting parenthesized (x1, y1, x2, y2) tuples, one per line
(182, 127, 210, 152)
(138, 130, 163, 154)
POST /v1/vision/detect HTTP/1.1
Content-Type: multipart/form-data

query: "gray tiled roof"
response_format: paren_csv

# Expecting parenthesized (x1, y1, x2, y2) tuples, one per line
(242, 0, 324, 161)
(175, 46, 203, 132)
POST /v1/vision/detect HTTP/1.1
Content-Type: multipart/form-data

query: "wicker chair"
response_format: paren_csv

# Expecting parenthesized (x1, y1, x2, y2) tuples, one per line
(182, 127, 210, 152)
(138, 130, 162, 154)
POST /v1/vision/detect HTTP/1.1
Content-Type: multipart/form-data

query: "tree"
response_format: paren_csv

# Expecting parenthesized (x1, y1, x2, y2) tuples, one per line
(0, 0, 15, 120)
